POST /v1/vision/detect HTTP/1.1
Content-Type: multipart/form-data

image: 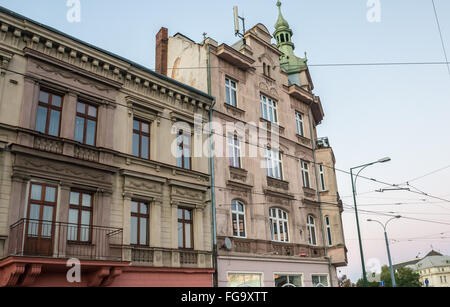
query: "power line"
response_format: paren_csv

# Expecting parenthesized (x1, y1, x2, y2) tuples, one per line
(400, 164, 450, 184)
(431, 0, 450, 78)
(164, 61, 450, 70)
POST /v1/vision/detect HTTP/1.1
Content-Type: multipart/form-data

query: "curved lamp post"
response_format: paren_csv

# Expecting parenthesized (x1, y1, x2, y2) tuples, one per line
(350, 157, 391, 287)
(367, 216, 401, 287)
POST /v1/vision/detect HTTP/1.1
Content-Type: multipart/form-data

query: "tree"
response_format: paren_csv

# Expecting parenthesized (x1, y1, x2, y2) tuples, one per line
(338, 275, 354, 287)
(355, 278, 379, 287)
(380, 265, 421, 287)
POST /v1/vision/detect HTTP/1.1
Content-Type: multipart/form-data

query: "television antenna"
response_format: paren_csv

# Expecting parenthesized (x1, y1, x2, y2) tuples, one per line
(233, 6, 247, 45)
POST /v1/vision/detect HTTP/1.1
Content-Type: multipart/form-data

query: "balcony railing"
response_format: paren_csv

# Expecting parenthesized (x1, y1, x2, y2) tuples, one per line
(8, 219, 123, 261)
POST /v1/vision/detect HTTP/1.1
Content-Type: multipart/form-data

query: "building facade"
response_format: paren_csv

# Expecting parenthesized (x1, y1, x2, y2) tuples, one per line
(157, 1, 347, 287)
(0, 7, 215, 287)
(395, 250, 450, 287)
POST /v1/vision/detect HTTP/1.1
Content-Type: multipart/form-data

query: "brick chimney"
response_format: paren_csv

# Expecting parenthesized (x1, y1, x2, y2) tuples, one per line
(155, 27, 168, 76)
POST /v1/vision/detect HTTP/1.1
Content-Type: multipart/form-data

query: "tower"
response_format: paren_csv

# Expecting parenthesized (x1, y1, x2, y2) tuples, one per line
(273, 1, 308, 87)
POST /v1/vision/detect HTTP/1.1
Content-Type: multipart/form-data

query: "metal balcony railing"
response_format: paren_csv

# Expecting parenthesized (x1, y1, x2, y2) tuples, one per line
(8, 219, 123, 261)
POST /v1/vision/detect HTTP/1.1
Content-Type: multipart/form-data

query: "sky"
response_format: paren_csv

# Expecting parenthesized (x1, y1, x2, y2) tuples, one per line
(0, 0, 449, 283)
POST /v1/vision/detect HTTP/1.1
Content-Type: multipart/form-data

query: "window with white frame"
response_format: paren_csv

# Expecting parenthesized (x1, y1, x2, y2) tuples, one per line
(227, 273, 262, 287)
(231, 200, 246, 238)
(270, 208, 290, 243)
(225, 77, 238, 107)
(265, 148, 283, 180)
(260, 94, 278, 123)
(325, 216, 333, 246)
(228, 134, 242, 169)
(274, 274, 303, 287)
(307, 215, 317, 246)
(312, 275, 329, 287)
(301, 161, 311, 188)
(319, 165, 326, 191)
(295, 112, 304, 136)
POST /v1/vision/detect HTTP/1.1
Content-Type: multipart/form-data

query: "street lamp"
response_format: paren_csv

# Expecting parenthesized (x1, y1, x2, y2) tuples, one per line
(367, 216, 402, 287)
(350, 157, 391, 287)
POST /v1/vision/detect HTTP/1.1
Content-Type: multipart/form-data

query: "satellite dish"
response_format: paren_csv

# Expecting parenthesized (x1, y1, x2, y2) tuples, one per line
(223, 237, 233, 251)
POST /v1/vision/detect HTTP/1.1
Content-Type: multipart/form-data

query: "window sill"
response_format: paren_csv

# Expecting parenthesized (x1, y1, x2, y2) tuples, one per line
(224, 103, 245, 116)
(259, 118, 285, 135)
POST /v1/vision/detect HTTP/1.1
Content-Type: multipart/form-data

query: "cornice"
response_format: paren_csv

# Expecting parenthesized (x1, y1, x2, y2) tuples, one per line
(0, 10, 213, 110)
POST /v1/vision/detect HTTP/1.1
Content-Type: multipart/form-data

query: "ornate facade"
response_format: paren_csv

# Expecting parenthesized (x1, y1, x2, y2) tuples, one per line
(0, 7, 214, 286)
(158, 1, 347, 287)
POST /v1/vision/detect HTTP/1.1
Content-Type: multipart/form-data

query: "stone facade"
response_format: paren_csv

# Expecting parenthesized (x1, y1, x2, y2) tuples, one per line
(0, 7, 214, 287)
(159, 2, 347, 287)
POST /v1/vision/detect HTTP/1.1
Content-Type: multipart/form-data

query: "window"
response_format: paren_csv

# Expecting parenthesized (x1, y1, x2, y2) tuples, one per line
(307, 215, 317, 246)
(132, 119, 150, 159)
(225, 77, 238, 107)
(295, 112, 304, 136)
(228, 134, 242, 169)
(301, 161, 311, 188)
(27, 183, 57, 238)
(274, 274, 303, 287)
(325, 216, 333, 246)
(178, 208, 193, 249)
(35, 90, 62, 137)
(319, 165, 326, 191)
(260, 94, 278, 123)
(74, 102, 97, 146)
(270, 208, 290, 243)
(265, 148, 283, 180)
(228, 273, 262, 287)
(68, 191, 93, 242)
(130, 201, 149, 246)
(312, 275, 329, 287)
(232, 200, 246, 238)
(177, 131, 191, 170)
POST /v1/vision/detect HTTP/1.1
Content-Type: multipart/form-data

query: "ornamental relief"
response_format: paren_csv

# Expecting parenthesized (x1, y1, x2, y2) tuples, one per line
(171, 186, 204, 202)
(27, 59, 117, 101)
(124, 177, 163, 195)
(13, 156, 112, 186)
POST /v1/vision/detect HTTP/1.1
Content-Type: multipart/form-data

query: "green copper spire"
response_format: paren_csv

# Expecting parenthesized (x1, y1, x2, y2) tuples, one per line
(274, 1, 290, 33)
(273, 1, 308, 84)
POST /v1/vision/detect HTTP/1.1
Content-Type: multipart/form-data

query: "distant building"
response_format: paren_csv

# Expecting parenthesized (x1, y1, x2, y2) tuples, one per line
(394, 250, 450, 287)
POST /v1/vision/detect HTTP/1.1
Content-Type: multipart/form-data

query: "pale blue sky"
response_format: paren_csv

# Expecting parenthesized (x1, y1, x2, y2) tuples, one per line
(1, 0, 449, 282)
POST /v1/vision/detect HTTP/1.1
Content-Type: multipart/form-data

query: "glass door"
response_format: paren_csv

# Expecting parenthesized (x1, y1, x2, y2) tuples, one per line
(24, 183, 57, 256)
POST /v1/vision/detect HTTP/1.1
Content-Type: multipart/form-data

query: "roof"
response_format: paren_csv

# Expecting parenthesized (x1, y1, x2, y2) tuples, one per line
(0, 6, 214, 101)
(415, 256, 450, 270)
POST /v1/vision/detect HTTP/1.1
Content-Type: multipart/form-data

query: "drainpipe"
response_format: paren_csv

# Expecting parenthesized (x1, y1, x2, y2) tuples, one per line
(307, 95, 334, 287)
(206, 42, 219, 287)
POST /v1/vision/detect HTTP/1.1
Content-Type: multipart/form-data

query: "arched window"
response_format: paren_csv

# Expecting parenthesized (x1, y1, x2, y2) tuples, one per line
(232, 200, 246, 238)
(325, 216, 333, 246)
(270, 208, 290, 243)
(307, 215, 317, 246)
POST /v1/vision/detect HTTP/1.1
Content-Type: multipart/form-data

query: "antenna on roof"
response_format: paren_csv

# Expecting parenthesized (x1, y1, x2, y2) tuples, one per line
(233, 6, 247, 45)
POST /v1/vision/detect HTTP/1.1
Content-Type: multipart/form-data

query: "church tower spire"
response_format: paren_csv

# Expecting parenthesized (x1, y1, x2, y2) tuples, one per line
(273, 1, 308, 86)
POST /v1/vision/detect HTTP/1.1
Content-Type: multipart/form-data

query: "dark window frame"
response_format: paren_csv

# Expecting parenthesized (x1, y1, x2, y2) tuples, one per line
(75, 101, 98, 146)
(36, 89, 63, 137)
(178, 207, 194, 250)
(177, 130, 192, 170)
(68, 189, 94, 243)
(130, 201, 150, 247)
(132, 118, 151, 159)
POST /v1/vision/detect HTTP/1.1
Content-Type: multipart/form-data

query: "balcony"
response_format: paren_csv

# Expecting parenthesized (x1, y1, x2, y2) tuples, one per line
(7, 219, 123, 261)
(125, 246, 212, 269)
(217, 237, 325, 259)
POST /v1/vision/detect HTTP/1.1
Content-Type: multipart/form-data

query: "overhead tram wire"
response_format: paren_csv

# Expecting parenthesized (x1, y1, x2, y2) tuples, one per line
(431, 0, 450, 78)
(399, 164, 450, 185)
(2, 68, 450, 205)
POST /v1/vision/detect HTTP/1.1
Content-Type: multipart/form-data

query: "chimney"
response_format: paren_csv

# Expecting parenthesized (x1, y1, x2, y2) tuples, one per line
(155, 27, 168, 76)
